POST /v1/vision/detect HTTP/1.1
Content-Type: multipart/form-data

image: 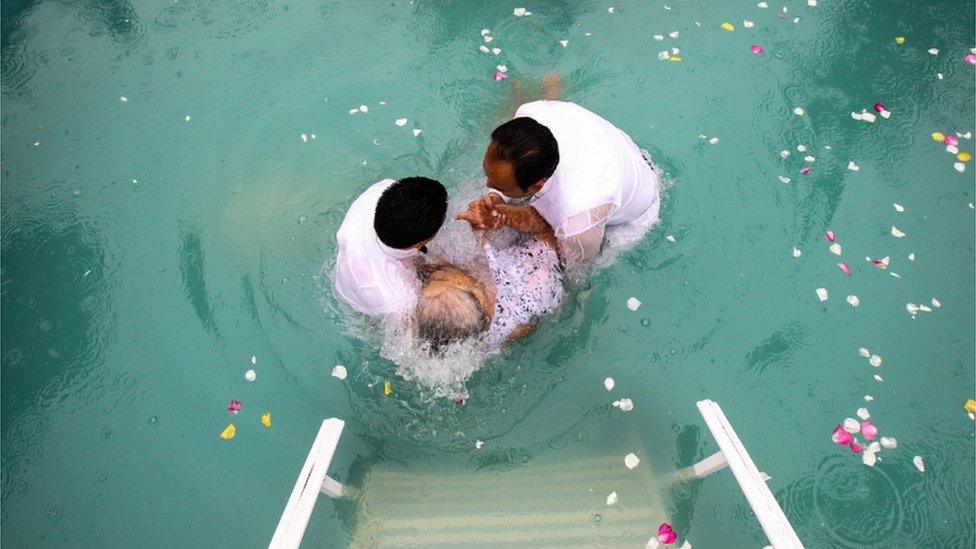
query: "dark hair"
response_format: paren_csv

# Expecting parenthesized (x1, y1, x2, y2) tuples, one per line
(490, 117, 560, 191)
(374, 177, 448, 249)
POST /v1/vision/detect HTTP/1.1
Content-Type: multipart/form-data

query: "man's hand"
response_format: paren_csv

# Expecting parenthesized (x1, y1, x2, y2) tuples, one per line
(456, 194, 505, 230)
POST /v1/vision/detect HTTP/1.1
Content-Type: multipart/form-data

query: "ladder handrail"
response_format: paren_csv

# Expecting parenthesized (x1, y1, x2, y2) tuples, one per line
(696, 400, 803, 549)
(269, 418, 345, 549)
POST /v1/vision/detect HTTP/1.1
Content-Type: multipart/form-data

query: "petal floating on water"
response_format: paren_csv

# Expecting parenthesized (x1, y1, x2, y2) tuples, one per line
(850, 441, 863, 453)
(244, 369, 256, 382)
(824, 231, 836, 242)
(604, 377, 615, 391)
(880, 436, 898, 449)
(869, 355, 882, 367)
(606, 491, 619, 505)
(858, 348, 870, 357)
(891, 226, 906, 238)
(838, 263, 852, 276)
(625, 453, 640, 469)
(220, 423, 236, 440)
(843, 418, 861, 433)
(816, 288, 828, 302)
(720, 22, 735, 31)
(627, 297, 642, 311)
(861, 421, 878, 440)
(261, 413, 272, 427)
(846, 295, 860, 307)
(832, 425, 853, 445)
(332, 365, 348, 380)
(913, 456, 925, 472)
(228, 400, 242, 414)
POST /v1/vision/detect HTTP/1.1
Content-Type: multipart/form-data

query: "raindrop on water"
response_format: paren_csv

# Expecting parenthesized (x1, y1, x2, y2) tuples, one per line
(640, 317, 651, 327)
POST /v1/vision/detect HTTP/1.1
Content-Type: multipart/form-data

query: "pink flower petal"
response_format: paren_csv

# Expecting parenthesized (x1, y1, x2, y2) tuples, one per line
(966, 53, 976, 65)
(944, 134, 959, 147)
(850, 441, 863, 453)
(658, 523, 675, 536)
(871, 257, 889, 269)
(824, 231, 836, 242)
(832, 425, 852, 446)
(750, 44, 765, 55)
(493, 71, 508, 81)
(861, 421, 878, 440)
(801, 167, 812, 175)
(228, 400, 242, 414)
(837, 262, 852, 276)
(657, 524, 677, 545)
(873, 102, 886, 113)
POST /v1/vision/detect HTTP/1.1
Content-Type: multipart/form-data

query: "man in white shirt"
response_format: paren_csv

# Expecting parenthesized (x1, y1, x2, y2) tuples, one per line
(334, 177, 448, 316)
(459, 100, 660, 267)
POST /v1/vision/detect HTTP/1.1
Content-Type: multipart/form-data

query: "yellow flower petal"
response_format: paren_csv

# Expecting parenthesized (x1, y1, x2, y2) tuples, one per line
(668, 55, 682, 62)
(383, 381, 394, 396)
(932, 132, 945, 142)
(894, 36, 905, 44)
(261, 413, 272, 427)
(957, 152, 972, 162)
(966, 399, 976, 414)
(220, 423, 236, 440)
(721, 22, 734, 31)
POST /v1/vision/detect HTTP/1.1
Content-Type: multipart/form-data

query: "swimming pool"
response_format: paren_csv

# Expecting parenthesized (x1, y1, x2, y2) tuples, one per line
(2, 0, 973, 546)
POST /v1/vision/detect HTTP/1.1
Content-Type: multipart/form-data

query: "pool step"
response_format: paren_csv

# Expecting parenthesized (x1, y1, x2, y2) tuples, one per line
(350, 452, 667, 547)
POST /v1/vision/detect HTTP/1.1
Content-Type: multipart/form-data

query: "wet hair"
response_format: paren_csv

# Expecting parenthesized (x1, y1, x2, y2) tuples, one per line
(374, 177, 448, 249)
(489, 117, 560, 191)
(415, 283, 488, 353)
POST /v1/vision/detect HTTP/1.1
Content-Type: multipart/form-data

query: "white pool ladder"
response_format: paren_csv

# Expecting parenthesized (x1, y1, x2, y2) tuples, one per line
(269, 418, 346, 549)
(676, 400, 804, 549)
(269, 402, 803, 549)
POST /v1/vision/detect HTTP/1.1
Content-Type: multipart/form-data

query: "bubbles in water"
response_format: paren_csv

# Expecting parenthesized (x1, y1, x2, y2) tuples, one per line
(593, 513, 603, 523)
(147, 416, 158, 426)
(641, 317, 651, 327)
(72, 189, 81, 197)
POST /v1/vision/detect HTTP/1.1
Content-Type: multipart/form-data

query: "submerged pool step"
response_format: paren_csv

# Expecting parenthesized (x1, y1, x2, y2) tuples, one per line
(350, 452, 667, 547)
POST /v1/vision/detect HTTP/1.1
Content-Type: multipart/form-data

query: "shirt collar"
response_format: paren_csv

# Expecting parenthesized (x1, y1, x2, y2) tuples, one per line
(530, 178, 554, 203)
(375, 233, 421, 260)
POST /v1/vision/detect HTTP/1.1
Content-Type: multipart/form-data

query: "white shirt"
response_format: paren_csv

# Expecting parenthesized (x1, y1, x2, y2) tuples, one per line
(334, 179, 421, 315)
(513, 100, 661, 264)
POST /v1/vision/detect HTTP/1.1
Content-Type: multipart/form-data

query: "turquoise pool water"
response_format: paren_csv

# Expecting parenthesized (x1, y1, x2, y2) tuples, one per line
(2, 0, 974, 546)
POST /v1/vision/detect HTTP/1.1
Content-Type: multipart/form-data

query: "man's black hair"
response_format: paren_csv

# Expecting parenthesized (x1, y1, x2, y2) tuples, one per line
(373, 177, 448, 249)
(490, 117, 560, 191)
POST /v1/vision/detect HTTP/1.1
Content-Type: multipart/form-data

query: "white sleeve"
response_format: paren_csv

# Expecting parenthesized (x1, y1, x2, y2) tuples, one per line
(555, 204, 613, 265)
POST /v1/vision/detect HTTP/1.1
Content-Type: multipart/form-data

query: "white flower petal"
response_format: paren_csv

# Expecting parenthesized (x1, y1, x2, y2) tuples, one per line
(653, 34, 664, 41)
(797, 144, 807, 152)
(891, 226, 906, 238)
(893, 203, 905, 212)
(857, 407, 870, 420)
(913, 456, 925, 472)
(793, 107, 805, 116)
(880, 436, 898, 449)
(908, 252, 915, 261)
(931, 298, 941, 308)
(869, 355, 882, 367)
(666, 234, 677, 243)
(862, 451, 877, 467)
(513, 7, 526, 16)
(864, 395, 874, 401)
(613, 398, 634, 411)
(847, 160, 860, 171)
(412, 129, 423, 137)
(829, 243, 842, 255)
(244, 369, 256, 382)
(792, 247, 802, 258)
(606, 491, 619, 505)
(873, 374, 884, 382)
(251, 355, 257, 365)
(816, 288, 828, 302)
(780, 150, 791, 158)
(627, 297, 642, 311)
(331, 365, 348, 380)
(709, 137, 719, 144)
(604, 377, 615, 391)
(858, 348, 870, 358)
(359, 104, 368, 113)
(743, 20, 754, 28)
(843, 418, 861, 433)
(624, 453, 640, 469)
(778, 175, 792, 184)
(954, 162, 966, 173)
(395, 118, 408, 127)
(475, 439, 484, 449)
(846, 295, 860, 307)
(928, 48, 939, 55)
(669, 31, 679, 38)
(559, 39, 569, 48)
(479, 45, 490, 53)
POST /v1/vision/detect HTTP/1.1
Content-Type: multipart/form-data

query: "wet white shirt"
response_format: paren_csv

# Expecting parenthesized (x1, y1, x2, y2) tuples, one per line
(512, 100, 661, 264)
(334, 179, 421, 315)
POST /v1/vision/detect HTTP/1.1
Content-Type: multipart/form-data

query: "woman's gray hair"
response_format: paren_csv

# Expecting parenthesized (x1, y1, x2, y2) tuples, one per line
(415, 286, 486, 352)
